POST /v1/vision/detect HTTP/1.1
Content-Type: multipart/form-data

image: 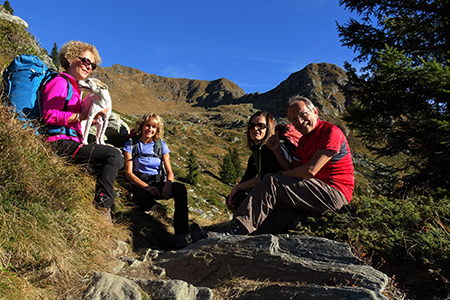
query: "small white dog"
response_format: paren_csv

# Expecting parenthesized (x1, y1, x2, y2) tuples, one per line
(78, 78, 112, 145)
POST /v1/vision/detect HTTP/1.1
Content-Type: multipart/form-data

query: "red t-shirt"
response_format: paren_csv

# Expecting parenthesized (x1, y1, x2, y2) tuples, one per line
(294, 119, 354, 202)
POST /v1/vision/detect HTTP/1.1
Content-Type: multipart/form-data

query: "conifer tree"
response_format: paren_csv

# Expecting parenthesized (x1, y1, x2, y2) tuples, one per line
(338, 0, 450, 194)
(50, 42, 60, 70)
(3, 0, 13, 15)
(186, 151, 200, 185)
(229, 147, 242, 179)
(220, 153, 237, 185)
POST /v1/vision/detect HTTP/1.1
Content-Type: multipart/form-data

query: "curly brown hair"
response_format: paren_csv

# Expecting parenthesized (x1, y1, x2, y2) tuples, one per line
(134, 113, 164, 141)
(58, 40, 101, 71)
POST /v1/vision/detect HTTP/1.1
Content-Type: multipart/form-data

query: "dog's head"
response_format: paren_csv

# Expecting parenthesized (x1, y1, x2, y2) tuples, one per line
(78, 78, 108, 94)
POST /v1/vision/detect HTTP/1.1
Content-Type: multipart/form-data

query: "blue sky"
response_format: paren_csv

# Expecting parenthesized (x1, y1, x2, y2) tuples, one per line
(11, 0, 360, 94)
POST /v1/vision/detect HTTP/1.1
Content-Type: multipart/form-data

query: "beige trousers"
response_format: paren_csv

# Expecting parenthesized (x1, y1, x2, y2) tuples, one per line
(234, 174, 348, 234)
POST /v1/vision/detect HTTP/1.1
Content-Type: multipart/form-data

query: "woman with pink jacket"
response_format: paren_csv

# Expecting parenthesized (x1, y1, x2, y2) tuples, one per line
(41, 40, 123, 221)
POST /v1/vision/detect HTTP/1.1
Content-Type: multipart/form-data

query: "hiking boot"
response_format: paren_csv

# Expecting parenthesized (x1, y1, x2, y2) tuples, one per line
(144, 204, 157, 216)
(189, 223, 209, 243)
(93, 202, 112, 224)
(175, 233, 191, 249)
(216, 219, 247, 236)
(204, 219, 248, 239)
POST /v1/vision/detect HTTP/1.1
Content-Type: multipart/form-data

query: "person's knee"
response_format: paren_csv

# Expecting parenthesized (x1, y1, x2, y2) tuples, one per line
(265, 173, 279, 180)
(173, 182, 187, 196)
(108, 148, 124, 169)
(260, 173, 281, 187)
(117, 155, 124, 169)
(172, 182, 188, 204)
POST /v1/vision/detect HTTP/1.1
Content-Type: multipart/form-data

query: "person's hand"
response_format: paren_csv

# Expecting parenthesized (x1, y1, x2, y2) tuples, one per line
(94, 110, 106, 120)
(144, 185, 160, 197)
(78, 110, 89, 121)
(227, 188, 238, 212)
(78, 106, 107, 122)
(267, 135, 280, 151)
(162, 181, 173, 199)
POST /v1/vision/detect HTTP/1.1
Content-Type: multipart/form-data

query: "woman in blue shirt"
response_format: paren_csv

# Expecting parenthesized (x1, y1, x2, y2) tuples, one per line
(123, 113, 189, 248)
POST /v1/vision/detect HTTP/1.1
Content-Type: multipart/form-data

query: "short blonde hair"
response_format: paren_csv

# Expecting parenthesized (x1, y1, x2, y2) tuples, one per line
(59, 40, 101, 70)
(134, 113, 164, 141)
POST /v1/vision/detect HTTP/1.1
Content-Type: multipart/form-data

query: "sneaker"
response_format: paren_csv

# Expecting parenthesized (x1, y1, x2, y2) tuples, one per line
(175, 233, 190, 249)
(189, 223, 209, 243)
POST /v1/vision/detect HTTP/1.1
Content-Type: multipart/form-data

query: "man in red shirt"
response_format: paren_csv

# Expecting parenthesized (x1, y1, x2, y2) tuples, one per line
(229, 95, 354, 235)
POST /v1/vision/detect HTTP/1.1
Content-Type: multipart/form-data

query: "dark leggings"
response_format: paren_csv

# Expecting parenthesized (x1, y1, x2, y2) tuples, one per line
(51, 139, 124, 208)
(133, 181, 189, 235)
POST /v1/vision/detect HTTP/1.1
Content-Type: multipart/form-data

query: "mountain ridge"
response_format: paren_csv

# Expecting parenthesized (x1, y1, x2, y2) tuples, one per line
(92, 62, 349, 124)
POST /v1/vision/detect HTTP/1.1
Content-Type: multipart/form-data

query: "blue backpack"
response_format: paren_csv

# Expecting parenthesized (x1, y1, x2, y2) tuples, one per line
(3, 54, 76, 136)
(3, 54, 73, 120)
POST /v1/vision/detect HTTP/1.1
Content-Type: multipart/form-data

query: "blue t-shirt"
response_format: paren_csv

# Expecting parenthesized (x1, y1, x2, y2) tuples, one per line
(123, 139, 170, 175)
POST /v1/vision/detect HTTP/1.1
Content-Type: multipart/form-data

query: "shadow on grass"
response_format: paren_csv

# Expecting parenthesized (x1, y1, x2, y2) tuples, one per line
(202, 170, 221, 181)
(115, 203, 178, 251)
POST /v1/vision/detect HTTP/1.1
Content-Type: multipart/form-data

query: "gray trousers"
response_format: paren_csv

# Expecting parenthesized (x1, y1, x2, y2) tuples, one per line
(234, 174, 348, 234)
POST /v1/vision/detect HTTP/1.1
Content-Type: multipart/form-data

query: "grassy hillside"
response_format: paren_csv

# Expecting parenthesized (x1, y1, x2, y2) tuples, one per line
(2, 7, 450, 300)
(0, 107, 132, 299)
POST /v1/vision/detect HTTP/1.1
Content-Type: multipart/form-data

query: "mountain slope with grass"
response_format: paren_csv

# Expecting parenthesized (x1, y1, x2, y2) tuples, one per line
(0, 107, 131, 299)
(1, 4, 450, 300)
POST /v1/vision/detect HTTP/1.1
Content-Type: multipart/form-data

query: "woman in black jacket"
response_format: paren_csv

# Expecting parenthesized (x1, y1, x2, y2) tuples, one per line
(227, 111, 286, 212)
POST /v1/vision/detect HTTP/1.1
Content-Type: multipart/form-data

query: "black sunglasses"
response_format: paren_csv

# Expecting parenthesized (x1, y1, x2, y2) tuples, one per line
(77, 57, 97, 70)
(248, 122, 267, 130)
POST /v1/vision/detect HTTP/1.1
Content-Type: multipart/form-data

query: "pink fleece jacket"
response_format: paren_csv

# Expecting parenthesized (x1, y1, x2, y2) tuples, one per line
(41, 73, 83, 143)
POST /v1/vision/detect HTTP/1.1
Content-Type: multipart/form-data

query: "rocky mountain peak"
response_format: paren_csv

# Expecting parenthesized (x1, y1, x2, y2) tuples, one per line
(243, 62, 349, 121)
(0, 5, 28, 28)
(93, 62, 348, 124)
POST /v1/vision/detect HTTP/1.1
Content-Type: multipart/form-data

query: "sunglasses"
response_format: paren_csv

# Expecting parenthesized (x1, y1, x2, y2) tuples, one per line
(77, 57, 97, 70)
(248, 122, 267, 130)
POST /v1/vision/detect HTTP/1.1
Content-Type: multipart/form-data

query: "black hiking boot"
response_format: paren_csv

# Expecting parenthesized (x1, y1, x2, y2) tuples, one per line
(175, 233, 191, 249)
(189, 223, 209, 243)
(211, 219, 247, 236)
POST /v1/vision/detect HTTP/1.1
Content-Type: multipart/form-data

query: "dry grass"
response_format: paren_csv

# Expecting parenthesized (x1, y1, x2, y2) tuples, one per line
(0, 108, 131, 299)
(212, 278, 272, 300)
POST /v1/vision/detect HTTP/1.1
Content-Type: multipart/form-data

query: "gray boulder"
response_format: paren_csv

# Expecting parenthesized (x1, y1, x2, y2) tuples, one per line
(86, 112, 130, 147)
(0, 7, 28, 28)
(105, 112, 131, 147)
(154, 234, 388, 300)
(134, 279, 213, 300)
(234, 284, 386, 300)
(82, 271, 141, 300)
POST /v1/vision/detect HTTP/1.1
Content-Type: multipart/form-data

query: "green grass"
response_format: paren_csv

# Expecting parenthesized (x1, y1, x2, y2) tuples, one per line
(0, 19, 45, 69)
(291, 195, 450, 298)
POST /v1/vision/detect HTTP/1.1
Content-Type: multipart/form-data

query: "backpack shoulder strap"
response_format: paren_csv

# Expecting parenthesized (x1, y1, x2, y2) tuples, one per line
(58, 73, 73, 104)
(130, 138, 163, 160)
(154, 139, 163, 159)
(39, 73, 73, 115)
(130, 136, 140, 160)
(39, 73, 80, 138)
(154, 139, 165, 180)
